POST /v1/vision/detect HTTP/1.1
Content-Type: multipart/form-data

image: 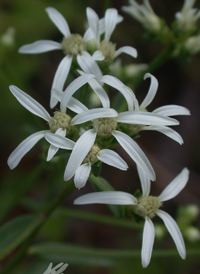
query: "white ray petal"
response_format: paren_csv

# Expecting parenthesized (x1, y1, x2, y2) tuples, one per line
(64, 129, 97, 181)
(67, 96, 88, 114)
(157, 210, 186, 259)
(105, 8, 118, 41)
(71, 108, 118, 125)
(141, 125, 184, 145)
(101, 75, 135, 111)
(45, 7, 71, 37)
(74, 191, 137, 205)
(50, 56, 73, 108)
(8, 130, 48, 169)
(97, 149, 128, 170)
(77, 51, 103, 80)
(140, 73, 158, 109)
(61, 74, 94, 112)
(46, 128, 66, 161)
(18, 40, 62, 54)
(137, 165, 151, 197)
(112, 130, 155, 181)
(141, 217, 155, 268)
(9, 85, 51, 122)
(116, 111, 179, 126)
(114, 46, 138, 59)
(88, 78, 110, 108)
(86, 7, 100, 46)
(56, 263, 68, 274)
(45, 132, 75, 150)
(153, 105, 191, 116)
(158, 168, 189, 202)
(92, 50, 105, 61)
(74, 163, 91, 189)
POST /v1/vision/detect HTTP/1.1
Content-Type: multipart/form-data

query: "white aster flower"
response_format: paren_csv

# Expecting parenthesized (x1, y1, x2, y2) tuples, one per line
(124, 73, 190, 144)
(74, 167, 189, 268)
(45, 129, 128, 189)
(43, 262, 68, 274)
(122, 0, 162, 33)
(7, 76, 92, 169)
(85, 7, 137, 64)
(175, 0, 200, 33)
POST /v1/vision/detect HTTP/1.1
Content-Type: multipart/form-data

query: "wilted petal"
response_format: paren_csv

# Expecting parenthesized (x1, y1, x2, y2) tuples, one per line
(137, 165, 151, 197)
(8, 130, 48, 169)
(158, 168, 189, 202)
(45, 132, 75, 150)
(50, 56, 73, 108)
(71, 108, 118, 125)
(116, 111, 179, 126)
(153, 105, 191, 116)
(45, 7, 71, 37)
(105, 9, 118, 41)
(112, 130, 155, 181)
(88, 78, 110, 108)
(97, 149, 128, 170)
(74, 191, 137, 205)
(157, 210, 186, 259)
(114, 46, 138, 59)
(47, 128, 66, 161)
(141, 217, 155, 268)
(67, 96, 88, 114)
(74, 163, 91, 189)
(19, 40, 62, 54)
(141, 125, 184, 145)
(140, 73, 158, 109)
(9, 85, 51, 122)
(64, 129, 97, 181)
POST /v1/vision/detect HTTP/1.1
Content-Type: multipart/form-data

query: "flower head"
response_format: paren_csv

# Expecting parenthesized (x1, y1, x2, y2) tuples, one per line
(74, 167, 189, 268)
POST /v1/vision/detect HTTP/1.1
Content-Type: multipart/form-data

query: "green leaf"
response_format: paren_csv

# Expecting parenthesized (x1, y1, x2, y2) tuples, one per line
(89, 175, 124, 218)
(0, 214, 41, 260)
(29, 242, 114, 267)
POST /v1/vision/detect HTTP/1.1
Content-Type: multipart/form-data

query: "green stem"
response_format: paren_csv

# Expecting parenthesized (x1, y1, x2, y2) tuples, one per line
(0, 180, 76, 274)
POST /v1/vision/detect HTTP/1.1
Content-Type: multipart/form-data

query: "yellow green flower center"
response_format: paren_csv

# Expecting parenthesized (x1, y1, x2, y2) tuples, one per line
(99, 40, 116, 64)
(49, 111, 71, 133)
(135, 196, 162, 219)
(62, 34, 86, 56)
(83, 145, 100, 164)
(93, 118, 117, 137)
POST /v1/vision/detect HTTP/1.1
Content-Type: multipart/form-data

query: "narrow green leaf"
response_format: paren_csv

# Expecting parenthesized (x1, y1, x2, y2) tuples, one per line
(0, 214, 41, 260)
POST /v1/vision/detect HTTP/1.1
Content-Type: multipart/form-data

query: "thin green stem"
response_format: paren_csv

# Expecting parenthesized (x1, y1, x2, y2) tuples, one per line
(0, 180, 76, 274)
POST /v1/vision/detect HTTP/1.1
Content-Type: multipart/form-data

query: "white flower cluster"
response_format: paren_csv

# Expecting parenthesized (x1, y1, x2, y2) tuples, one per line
(8, 6, 191, 268)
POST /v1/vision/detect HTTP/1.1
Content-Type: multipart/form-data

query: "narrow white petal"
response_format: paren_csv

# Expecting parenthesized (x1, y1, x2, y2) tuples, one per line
(67, 96, 88, 114)
(7, 130, 48, 169)
(114, 46, 138, 59)
(74, 163, 91, 189)
(45, 132, 75, 149)
(112, 130, 155, 181)
(137, 166, 151, 197)
(50, 56, 73, 108)
(97, 149, 128, 170)
(157, 210, 186, 259)
(64, 129, 97, 181)
(71, 108, 118, 125)
(74, 191, 137, 205)
(56, 263, 68, 273)
(105, 9, 118, 41)
(92, 50, 105, 61)
(101, 75, 135, 111)
(86, 7, 100, 45)
(158, 168, 189, 202)
(45, 7, 71, 37)
(153, 105, 191, 117)
(141, 217, 155, 268)
(61, 74, 94, 112)
(9, 85, 51, 122)
(46, 128, 66, 161)
(88, 78, 110, 108)
(116, 111, 179, 126)
(18, 40, 62, 54)
(141, 125, 184, 145)
(77, 51, 103, 80)
(51, 262, 65, 272)
(140, 73, 158, 109)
